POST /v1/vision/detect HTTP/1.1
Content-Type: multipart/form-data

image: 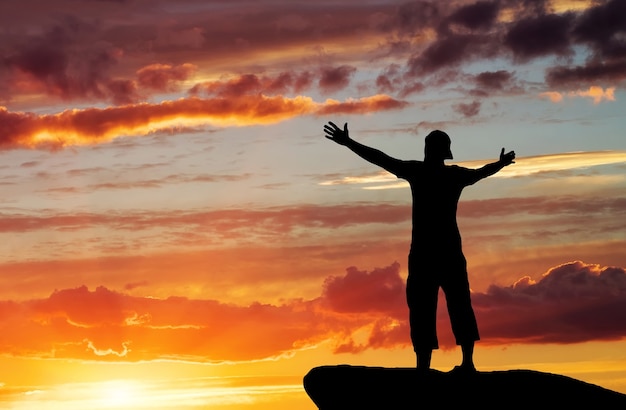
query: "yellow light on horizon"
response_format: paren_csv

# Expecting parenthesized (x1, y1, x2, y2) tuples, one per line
(0, 376, 307, 410)
(99, 380, 142, 408)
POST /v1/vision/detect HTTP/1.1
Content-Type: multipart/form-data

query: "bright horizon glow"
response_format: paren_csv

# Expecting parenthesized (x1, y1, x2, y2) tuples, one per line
(2, 377, 305, 410)
(2, 341, 625, 409)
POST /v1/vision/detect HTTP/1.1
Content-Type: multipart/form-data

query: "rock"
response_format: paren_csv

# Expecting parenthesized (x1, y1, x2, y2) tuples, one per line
(304, 365, 626, 409)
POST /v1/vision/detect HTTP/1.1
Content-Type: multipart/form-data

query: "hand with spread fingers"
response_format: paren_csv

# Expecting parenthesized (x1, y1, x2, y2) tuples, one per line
(323, 121, 351, 146)
(499, 148, 516, 166)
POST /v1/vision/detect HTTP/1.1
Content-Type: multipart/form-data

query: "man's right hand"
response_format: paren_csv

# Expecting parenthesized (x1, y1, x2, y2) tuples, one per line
(499, 148, 516, 166)
(324, 121, 350, 146)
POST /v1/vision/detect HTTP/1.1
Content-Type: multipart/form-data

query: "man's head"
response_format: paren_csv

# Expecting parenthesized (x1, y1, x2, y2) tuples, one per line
(424, 130, 453, 161)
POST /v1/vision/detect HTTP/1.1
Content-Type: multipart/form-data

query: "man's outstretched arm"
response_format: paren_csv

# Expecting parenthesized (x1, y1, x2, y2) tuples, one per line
(323, 121, 403, 174)
(473, 148, 516, 181)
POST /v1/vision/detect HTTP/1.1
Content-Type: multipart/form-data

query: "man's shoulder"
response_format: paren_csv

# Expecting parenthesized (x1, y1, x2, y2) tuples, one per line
(393, 160, 422, 177)
(446, 164, 474, 172)
(445, 163, 482, 185)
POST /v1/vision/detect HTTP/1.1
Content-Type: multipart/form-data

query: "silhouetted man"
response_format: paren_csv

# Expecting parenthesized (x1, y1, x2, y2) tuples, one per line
(323, 121, 515, 373)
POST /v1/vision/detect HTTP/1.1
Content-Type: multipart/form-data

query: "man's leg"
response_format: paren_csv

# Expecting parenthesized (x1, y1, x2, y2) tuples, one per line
(407, 253, 439, 370)
(442, 256, 479, 371)
(416, 349, 432, 371)
(460, 342, 475, 370)
(407, 289, 438, 370)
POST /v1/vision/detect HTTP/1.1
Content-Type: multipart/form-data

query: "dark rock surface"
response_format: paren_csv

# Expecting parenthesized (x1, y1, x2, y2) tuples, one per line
(304, 365, 626, 409)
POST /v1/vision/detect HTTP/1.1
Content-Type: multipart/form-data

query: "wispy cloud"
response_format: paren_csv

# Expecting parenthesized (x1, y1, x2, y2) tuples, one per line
(488, 151, 626, 178)
(0, 203, 412, 234)
(319, 151, 626, 189)
(318, 171, 402, 188)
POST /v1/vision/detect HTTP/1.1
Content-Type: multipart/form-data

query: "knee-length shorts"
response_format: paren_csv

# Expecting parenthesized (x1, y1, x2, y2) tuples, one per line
(406, 251, 480, 351)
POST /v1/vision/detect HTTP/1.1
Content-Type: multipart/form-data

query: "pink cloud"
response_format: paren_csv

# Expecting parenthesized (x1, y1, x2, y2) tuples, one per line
(318, 65, 357, 93)
(453, 100, 481, 117)
(1, 17, 131, 104)
(190, 71, 315, 98)
(0, 203, 412, 234)
(322, 263, 406, 314)
(137, 63, 197, 91)
(474, 70, 515, 90)
(458, 195, 626, 219)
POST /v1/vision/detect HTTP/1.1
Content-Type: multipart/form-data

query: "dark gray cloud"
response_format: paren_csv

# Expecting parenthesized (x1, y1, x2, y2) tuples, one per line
(474, 261, 626, 344)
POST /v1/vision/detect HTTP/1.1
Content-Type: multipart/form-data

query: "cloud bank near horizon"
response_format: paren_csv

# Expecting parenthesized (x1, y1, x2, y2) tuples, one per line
(0, 260, 624, 362)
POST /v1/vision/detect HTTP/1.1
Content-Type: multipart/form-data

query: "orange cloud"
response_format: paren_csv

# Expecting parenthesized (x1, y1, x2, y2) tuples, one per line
(0, 261, 624, 362)
(316, 95, 409, 115)
(0, 264, 410, 362)
(539, 91, 564, 103)
(0, 94, 406, 149)
(570, 86, 616, 104)
(540, 86, 616, 104)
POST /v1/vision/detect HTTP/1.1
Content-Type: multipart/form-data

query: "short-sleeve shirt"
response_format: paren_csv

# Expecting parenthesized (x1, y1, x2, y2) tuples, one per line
(390, 160, 482, 256)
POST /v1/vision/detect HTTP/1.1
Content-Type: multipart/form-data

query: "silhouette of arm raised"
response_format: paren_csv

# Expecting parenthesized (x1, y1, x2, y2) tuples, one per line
(473, 148, 516, 181)
(323, 121, 403, 174)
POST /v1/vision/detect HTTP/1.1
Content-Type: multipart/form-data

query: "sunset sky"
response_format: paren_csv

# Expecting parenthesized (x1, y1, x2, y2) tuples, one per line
(1, 0, 625, 408)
